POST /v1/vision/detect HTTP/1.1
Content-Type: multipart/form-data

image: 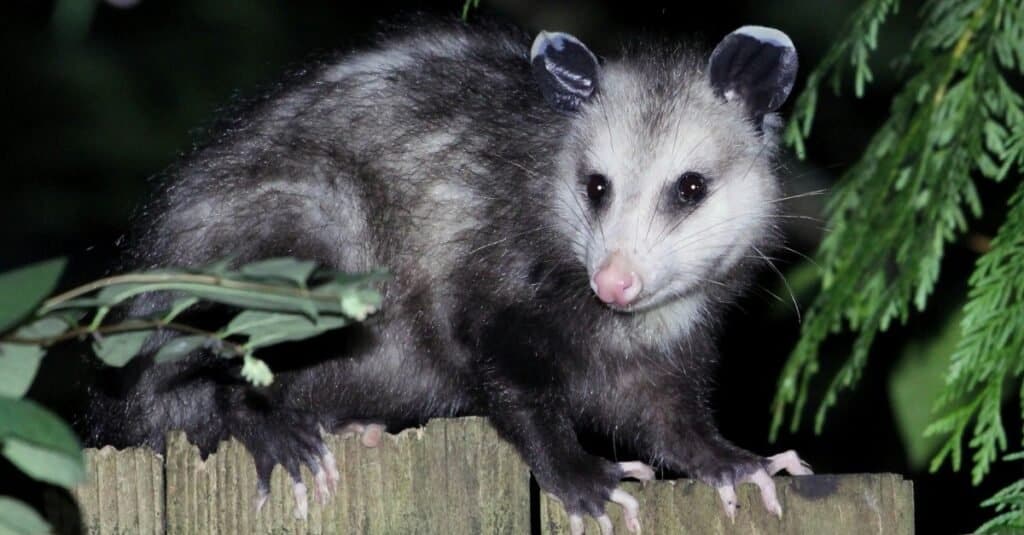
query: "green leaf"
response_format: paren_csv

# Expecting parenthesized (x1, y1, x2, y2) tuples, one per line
(239, 257, 317, 287)
(163, 296, 199, 322)
(0, 318, 72, 396)
(3, 438, 85, 489)
(76, 282, 322, 318)
(241, 354, 273, 387)
(154, 335, 207, 364)
(42, 297, 105, 310)
(0, 398, 83, 488)
(0, 496, 51, 535)
(0, 345, 46, 398)
(0, 258, 66, 334)
(91, 331, 150, 367)
(15, 316, 71, 339)
(202, 257, 235, 275)
(189, 286, 320, 319)
(888, 309, 961, 469)
(225, 311, 349, 349)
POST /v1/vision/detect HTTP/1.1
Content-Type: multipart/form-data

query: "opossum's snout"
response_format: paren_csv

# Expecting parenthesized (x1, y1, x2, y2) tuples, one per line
(591, 251, 644, 307)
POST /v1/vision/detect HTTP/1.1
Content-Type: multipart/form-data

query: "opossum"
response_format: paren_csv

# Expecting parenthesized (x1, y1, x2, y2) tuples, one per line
(85, 18, 810, 533)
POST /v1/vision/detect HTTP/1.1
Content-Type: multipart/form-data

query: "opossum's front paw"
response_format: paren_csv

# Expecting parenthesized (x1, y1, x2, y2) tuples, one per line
(546, 459, 654, 535)
(703, 449, 813, 521)
(233, 409, 339, 519)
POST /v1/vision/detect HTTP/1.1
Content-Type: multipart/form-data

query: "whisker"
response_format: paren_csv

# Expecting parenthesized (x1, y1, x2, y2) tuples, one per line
(777, 245, 820, 268)
(768, 188, 828, 204)
(465, 225, 556, 256)
(752, 245, 801, 323)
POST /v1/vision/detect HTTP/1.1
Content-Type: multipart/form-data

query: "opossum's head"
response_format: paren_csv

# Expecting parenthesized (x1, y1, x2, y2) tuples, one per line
(532, 27, 798, 316)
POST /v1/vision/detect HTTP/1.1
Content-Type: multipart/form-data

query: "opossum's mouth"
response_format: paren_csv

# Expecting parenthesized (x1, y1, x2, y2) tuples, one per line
(597, 292, 661, 314)
(596, 283, 702, 314)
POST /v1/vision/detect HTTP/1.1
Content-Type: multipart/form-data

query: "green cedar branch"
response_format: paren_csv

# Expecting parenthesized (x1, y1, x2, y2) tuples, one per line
(772, 0, 1024, 439)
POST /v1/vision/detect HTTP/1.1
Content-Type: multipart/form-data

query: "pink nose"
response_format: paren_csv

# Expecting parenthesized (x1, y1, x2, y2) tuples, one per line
(592, 252, 643, 306)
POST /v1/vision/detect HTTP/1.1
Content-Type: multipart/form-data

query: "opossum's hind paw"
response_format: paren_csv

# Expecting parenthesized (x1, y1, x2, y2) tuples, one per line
(311, 445, 340, 505)
(562, 460, 654, 535)
(253, 443, 337, 519)
(237, 410, 337, 519)
(714, 449, 812, 522)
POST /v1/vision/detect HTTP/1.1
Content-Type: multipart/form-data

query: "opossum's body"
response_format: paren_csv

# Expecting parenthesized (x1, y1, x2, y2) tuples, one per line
(86, 19, 808, 530)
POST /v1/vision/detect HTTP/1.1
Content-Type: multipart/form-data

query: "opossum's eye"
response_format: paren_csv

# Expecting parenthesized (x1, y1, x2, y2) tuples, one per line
(585, 173, 610, 207)
(675, 172, 707, 205)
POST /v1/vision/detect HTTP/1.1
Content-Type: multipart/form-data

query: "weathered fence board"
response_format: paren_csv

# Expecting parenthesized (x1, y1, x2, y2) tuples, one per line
(73, 417, 914, 534)
(72, 446, 165, 535)
(75, 417, 530, 534)
(541, 473, 914, 534)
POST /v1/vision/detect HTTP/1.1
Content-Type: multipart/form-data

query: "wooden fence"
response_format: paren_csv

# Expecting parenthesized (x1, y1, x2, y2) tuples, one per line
(71, 417, 914, 534)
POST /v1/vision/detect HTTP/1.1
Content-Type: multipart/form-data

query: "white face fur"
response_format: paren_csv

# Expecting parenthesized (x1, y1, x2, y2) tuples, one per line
(551, 63, 781, 319)
(530, 27, 797, 340)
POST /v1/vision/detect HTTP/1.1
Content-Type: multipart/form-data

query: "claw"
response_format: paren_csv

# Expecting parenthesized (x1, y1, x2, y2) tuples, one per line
(292, 481, 309, 520)
(569, 514, 585, 535)
(254, 487, 269, 513)
(314, 467, 331, 505)
(611, 488, 641, 533)
(767, 450, 813, 476)
(596, 514, 613, 534)
(717, 483, 738, 522)
(745, 469, 782, 518)
(617, 461, 655, 482)
(321, 449, 340, 490)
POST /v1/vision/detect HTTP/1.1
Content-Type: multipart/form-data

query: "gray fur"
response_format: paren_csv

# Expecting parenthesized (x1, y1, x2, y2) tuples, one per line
(86, 18, 797, 520)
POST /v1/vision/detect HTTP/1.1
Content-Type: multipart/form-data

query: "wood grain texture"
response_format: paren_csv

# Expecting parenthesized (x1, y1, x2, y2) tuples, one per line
(540, 473, 914, 535)
(74, 418, 914, 534)
(162, 416, 530, 534)
(72, 446, 165, 535)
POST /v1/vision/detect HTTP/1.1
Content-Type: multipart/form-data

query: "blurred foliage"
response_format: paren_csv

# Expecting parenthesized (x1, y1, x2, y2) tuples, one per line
(0, 257, 383, 531)
(888, 309, 959, 469)
(772, 0, 1024, 531)
(0, 496, 50, 535)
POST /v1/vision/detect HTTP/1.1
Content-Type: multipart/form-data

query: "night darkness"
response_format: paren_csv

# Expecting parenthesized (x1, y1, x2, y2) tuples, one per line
(3, 1, 1017, 533)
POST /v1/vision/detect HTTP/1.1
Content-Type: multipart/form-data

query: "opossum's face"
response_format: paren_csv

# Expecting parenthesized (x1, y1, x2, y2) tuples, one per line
(532, 28, 798, 314)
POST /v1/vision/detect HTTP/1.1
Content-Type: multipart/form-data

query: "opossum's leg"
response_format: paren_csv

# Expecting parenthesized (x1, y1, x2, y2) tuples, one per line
(220, 390, 337, 518)
(486, 404, 652, 534)
(473, 307, 651, 534)
(633, 392, 812, 521)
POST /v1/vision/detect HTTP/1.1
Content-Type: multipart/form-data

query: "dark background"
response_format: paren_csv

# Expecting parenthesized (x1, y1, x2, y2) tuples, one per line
(3, 1, 1017, 533)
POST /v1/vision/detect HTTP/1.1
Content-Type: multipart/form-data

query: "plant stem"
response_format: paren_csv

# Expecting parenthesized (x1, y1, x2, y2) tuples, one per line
(40, 272, 326, 312)
(2, 319, 246, 355)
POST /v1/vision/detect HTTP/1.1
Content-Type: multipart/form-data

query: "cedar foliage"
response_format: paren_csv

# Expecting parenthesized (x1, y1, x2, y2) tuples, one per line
(772, 0, 1024, 530)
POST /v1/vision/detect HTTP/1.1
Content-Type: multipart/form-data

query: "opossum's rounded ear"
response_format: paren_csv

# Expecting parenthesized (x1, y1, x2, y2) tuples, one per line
(709, 26, 798, 121)
(531, 31, 600, 112)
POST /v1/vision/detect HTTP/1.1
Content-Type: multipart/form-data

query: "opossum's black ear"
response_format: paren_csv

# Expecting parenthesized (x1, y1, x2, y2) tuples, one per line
(709, 26, 798, 121)
(531, 31, 600, 112)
